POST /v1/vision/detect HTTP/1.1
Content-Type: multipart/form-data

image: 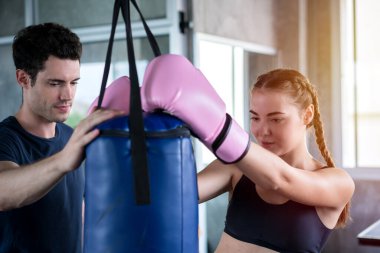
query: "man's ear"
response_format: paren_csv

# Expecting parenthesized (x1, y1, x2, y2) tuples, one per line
(304, 104, 314, 127)
(16, 69, 31, 89)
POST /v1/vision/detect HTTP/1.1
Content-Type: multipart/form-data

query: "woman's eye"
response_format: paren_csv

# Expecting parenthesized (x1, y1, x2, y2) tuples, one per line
(251, 117, 259, 122)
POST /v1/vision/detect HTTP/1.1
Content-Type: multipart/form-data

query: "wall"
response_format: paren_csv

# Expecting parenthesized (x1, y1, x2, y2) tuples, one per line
(193, 0, 276, 47)
(192, 0, 304, 69)
(306, 0, 335, 162)
(323, 173, 380, 253)
(0, 45, 21, 120)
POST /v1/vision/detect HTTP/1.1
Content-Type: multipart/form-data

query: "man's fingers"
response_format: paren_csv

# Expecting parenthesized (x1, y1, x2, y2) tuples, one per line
(81, 129, 100, 146)
(77, 109, 126, 135)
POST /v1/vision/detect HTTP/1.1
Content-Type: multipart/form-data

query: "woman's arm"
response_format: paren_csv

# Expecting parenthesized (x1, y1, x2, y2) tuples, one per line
(236, 143, 355, 209)
(198, 160, 241, 203)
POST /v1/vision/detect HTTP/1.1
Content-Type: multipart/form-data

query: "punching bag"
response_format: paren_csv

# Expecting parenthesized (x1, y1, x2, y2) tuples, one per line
(83, 0, 199, 252)
(84, 113, 198, 252)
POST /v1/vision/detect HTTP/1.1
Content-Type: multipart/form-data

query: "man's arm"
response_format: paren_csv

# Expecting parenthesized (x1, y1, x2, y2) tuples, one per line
(0, 109, 125, 211)
(0, 159, 67, 210)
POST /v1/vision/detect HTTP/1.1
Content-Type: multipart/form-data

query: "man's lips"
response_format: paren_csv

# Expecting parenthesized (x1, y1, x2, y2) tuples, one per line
(55, 104, 71, 112)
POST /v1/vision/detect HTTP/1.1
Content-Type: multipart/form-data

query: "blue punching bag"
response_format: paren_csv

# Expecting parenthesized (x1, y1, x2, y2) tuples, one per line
(83, 0, 199, 252)
(84, 113, 198, 252)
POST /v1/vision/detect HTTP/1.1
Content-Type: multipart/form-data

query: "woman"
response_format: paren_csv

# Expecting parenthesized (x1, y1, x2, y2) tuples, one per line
(198, 69, 355, 253)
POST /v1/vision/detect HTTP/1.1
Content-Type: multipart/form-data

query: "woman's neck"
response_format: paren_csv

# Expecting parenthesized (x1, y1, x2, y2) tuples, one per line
(280, 142, 321, 171)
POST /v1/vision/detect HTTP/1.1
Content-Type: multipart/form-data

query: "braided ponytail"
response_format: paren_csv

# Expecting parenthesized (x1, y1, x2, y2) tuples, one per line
(303, 82, 335, 168)
(304, 80, 350, 228)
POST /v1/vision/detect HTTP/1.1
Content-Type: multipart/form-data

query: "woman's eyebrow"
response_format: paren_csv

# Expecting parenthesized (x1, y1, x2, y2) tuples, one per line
(267, 112, 285, 116)
(249, 110, 286, 117)
(249, 110, 257, 115)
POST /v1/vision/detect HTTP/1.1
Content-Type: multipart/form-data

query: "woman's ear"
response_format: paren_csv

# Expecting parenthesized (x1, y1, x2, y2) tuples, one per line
(303, 104, 314, 127)
(16, 69, 31, 89)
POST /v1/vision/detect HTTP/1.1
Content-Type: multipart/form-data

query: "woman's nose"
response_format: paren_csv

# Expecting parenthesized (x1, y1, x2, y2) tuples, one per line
(259, 123, 271, 136)
(251, 121, 271, 137)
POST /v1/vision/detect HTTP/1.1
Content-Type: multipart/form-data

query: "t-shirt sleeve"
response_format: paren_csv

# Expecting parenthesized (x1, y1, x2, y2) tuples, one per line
(0, 132, 20, 164)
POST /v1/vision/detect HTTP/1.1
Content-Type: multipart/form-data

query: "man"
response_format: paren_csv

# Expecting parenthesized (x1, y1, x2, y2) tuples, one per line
(0, 23, 125, 252)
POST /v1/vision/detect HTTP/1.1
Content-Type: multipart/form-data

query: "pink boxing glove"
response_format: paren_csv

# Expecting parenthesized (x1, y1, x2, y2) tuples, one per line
(141, 54, 250, 163)
(88, 76, 131, 114)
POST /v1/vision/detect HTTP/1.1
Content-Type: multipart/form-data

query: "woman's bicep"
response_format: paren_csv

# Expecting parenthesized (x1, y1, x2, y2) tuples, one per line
(280, 168, 355, 208)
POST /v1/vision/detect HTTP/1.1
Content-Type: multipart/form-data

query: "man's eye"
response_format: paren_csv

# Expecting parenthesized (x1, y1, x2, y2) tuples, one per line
(271, 118, 283, 123)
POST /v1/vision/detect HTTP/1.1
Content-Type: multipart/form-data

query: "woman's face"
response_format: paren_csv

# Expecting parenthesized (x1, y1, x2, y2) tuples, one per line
(250, 89, 309, 156)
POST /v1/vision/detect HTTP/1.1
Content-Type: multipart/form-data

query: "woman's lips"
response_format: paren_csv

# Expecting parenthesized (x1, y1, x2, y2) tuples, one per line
(261, 141, 275, 148)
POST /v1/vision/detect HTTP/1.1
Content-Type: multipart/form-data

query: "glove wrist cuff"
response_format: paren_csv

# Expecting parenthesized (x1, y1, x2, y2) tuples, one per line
(211, 114, 250, 164)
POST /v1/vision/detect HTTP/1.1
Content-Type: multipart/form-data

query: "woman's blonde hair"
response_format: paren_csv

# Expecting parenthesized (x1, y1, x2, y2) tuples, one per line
(251, 68, 349, 228)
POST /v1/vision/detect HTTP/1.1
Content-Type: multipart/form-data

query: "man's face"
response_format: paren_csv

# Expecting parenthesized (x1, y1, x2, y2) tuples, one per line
(24, 56, 80, 123)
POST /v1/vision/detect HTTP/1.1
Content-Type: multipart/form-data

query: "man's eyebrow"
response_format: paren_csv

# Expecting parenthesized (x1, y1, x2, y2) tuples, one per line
(47, 78, 80, 83)
(47, 79, 64, 83)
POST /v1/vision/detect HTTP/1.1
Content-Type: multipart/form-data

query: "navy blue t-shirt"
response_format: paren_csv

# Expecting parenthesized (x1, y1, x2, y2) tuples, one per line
(0, 116, 85, 253)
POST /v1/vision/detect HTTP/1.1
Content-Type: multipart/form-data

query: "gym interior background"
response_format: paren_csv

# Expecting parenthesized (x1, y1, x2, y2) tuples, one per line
(1, 0, 380, 252)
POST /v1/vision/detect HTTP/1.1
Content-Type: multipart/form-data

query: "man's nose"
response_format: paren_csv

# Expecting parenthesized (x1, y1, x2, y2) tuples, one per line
(60, 84, 75, 100)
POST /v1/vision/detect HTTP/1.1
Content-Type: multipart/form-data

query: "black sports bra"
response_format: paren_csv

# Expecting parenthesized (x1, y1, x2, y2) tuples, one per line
(224, 175, 332, 253)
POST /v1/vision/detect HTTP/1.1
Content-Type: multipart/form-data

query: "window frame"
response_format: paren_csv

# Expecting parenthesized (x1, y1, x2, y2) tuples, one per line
(336, 0, 380, 169)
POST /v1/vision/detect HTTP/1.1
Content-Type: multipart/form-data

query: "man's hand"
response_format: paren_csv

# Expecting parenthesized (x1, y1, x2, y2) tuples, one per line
(58, 109, 126, 172)
(0, 109, 126, 210)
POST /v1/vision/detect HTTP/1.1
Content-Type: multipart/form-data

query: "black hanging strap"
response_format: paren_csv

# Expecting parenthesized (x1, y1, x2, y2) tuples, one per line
(130, 0, 161, 57)
(96, 0, 162, 205)
(96, 0, 121, 109)
(120, 0, 150, 205)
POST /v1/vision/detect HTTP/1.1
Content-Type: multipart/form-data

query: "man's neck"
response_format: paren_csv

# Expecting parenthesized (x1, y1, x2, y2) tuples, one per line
(15, 108, 57, 139)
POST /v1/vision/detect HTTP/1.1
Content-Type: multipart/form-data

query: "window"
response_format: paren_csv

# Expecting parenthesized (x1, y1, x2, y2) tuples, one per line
(195, 34, 277, 166)
(341, 0, 380, 167)
(37, 0, 167, 29)
(194, 33, 277, 253)
(67, 35, 170, 127)
(0, 0, 186, 122)
(0, 0, 24, 37)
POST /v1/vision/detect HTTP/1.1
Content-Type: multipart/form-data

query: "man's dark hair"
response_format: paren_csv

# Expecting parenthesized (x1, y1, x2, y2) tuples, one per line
(12, 22, 82, 84)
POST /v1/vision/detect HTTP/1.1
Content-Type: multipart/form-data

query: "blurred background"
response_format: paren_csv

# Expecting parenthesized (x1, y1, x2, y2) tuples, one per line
(1, 0, 380, 252)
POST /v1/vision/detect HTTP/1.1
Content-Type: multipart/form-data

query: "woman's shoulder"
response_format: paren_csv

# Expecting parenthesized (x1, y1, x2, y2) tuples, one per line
(315, 166, 355, 202)
(315, 165, 353, 180)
